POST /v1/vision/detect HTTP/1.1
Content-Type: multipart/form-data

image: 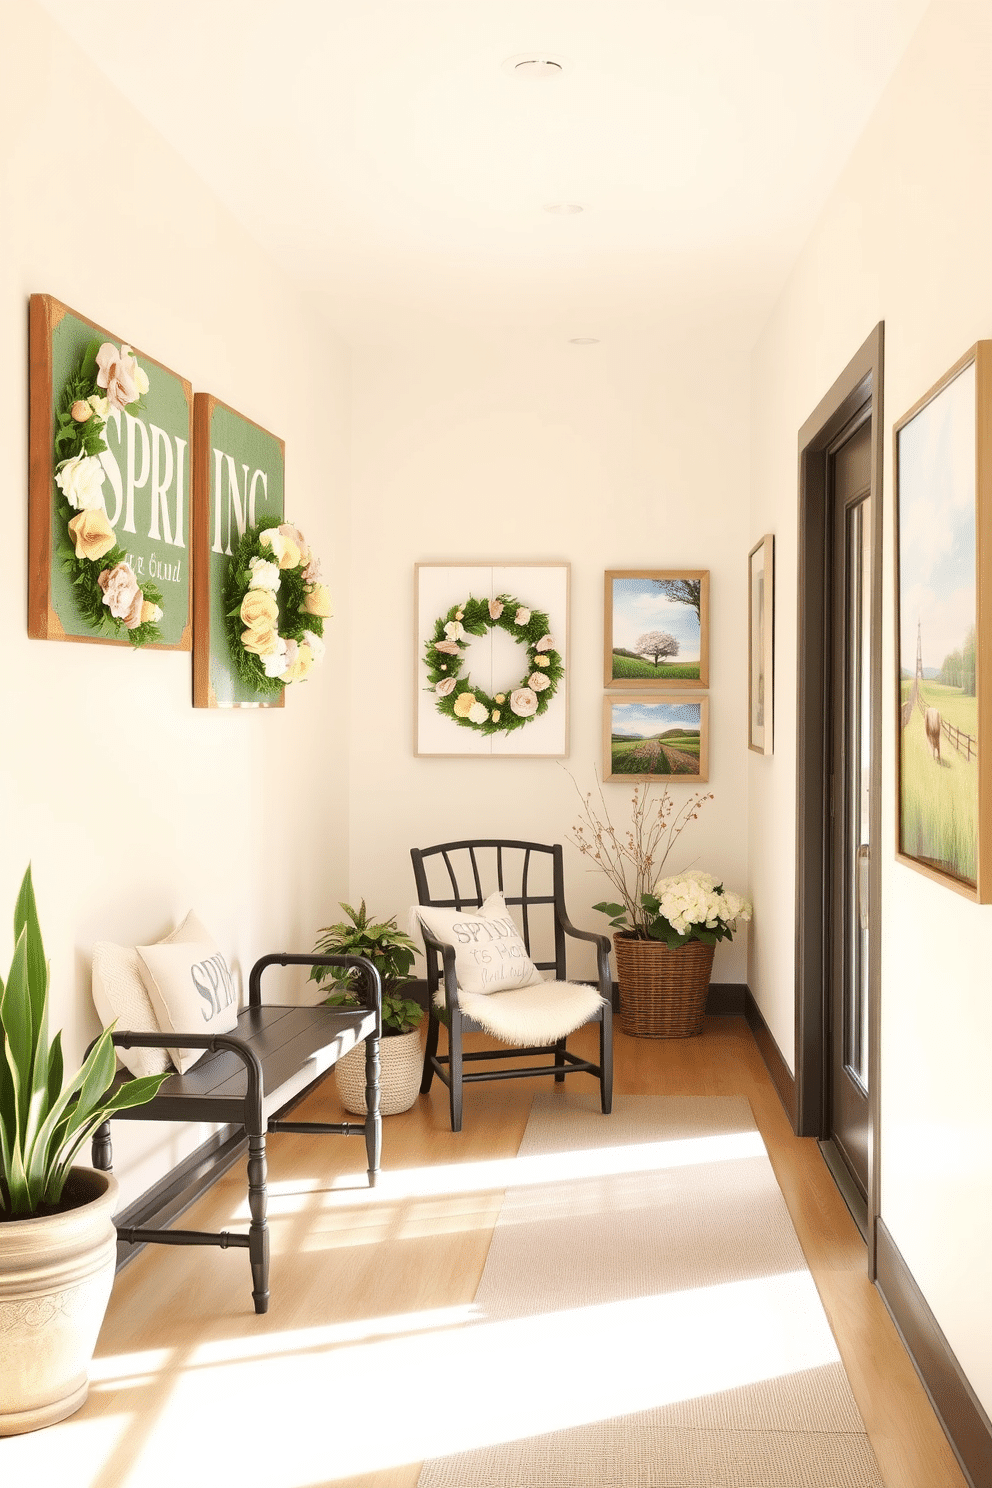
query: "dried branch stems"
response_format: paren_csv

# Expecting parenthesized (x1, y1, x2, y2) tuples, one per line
(566, 772, 714, 936)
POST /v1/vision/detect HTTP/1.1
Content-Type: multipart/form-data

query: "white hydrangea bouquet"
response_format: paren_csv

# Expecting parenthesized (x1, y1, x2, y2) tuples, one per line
(569, 775, 752, 948)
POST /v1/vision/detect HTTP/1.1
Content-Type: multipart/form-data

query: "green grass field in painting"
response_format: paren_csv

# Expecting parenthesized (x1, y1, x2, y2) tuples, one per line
(900, 680, 978, 883)
(610, 654, 700, 681)
(611, 733, 701, 776)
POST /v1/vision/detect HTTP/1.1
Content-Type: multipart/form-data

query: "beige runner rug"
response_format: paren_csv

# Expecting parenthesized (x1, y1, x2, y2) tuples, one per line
(417, 1093, 882, 1488)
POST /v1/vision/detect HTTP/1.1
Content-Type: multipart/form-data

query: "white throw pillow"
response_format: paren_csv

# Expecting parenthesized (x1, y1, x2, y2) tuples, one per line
(91, 911, 220, 1078)
(135, 940, 239, 1074)
(414, 891, 545, 995)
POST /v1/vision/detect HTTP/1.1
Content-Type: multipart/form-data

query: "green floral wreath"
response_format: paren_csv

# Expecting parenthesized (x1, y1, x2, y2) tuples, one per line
(52, 340, 164, 647)
(424, 594, 564, 734)
(223, 520, 332, 693)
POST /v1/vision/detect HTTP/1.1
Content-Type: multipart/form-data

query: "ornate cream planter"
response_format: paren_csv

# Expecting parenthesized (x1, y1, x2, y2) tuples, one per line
(335, 1028, 423, 1116)
(0, 1167, 119, 1436)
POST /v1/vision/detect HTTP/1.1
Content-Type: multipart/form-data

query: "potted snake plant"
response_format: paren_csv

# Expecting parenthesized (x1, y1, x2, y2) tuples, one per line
(0, 866, 165, 1435)
(310, 901, 423, 1115)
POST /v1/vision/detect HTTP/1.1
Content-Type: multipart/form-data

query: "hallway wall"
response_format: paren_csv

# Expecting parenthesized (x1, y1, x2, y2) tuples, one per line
(1, 3, 352, 1207)
(749, 0, 992, 1415)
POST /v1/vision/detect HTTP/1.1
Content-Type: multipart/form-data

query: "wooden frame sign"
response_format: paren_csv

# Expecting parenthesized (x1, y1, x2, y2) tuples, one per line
(603, 694, 709, 782)
(748, 534, 774, 755)
(604, 570, 709, 689)
(894, 342, 992, 900)
(192, 395, 286, 708)
(28, 294, 192, 649)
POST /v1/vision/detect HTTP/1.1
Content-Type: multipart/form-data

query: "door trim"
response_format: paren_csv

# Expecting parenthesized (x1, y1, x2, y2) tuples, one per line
(795, 323, 884, 1273)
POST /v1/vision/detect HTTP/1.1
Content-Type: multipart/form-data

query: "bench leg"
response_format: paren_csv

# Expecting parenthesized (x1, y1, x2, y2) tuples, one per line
(92, 1120, 113, 1173)
(247, 1134, 270, 1315)
(364, 1035, 381, 1186)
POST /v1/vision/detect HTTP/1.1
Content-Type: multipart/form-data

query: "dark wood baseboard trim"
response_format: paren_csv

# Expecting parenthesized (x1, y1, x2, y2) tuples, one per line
(744, 988, 798, 1128)
(113, 1126, 245, 1270)
(875, 1219, 992, 1488)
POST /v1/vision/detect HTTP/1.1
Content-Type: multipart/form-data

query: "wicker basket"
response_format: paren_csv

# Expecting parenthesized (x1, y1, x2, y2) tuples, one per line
(613, 934, 716, 1038)
(334, 1028, 423, 1116)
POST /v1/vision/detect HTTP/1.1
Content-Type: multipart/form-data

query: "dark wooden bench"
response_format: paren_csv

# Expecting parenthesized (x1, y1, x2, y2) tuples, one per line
(91, 953, 381, 1314)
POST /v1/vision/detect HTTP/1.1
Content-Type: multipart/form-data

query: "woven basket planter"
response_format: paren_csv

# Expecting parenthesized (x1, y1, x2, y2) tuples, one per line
(334, 1028, 423, 1116)
(613, 934, 716, 1039)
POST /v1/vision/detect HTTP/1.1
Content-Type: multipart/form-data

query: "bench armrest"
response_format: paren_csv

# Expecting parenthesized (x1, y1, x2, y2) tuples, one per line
(248, 952, 383, 1036)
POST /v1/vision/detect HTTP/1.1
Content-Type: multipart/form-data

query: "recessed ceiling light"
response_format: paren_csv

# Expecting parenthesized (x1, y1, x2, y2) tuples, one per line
(569, 338, 600, 346)
(544, 203, 584, 215)
(502, 54, 567, 79)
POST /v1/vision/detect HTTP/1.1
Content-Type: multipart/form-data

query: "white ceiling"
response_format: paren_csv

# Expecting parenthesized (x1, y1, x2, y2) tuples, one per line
(36, 0, 930, 348)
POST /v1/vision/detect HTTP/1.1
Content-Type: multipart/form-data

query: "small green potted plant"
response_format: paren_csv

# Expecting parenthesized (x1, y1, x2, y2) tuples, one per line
(311, 901, 423, 1115)
(0, 866, 165, 1435)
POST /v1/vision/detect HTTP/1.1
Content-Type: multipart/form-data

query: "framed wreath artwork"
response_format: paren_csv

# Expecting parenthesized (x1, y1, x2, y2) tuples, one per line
(415, 564, 569, 756)
(28, 294, 192, 650)
(192, 394, 331, 709)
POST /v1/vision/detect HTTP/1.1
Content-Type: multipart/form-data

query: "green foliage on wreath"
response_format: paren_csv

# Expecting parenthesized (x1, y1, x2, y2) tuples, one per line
(423, 594, 564, 735)
(223, 521, 325, 694)
(52, 339, 162, 649)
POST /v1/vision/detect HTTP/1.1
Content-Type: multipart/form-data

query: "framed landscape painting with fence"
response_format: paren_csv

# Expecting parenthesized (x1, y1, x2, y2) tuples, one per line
(604, 570, 709, 689)
(603, 695, 709, 782)
(894, 341, 992, 900)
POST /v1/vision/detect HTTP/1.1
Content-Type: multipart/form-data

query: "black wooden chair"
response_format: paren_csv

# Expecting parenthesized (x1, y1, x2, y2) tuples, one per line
(411, 840, 613, 1132)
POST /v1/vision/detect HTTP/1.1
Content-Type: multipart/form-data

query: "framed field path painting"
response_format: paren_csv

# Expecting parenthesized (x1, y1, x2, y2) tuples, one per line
(28, 294, 192, 650)
(603, 695, 709, 782)
(415, 563, 569, 757)
(894, 341, 992, 900)
(192, 394, 285, 708)
(604, 570, 709, 689)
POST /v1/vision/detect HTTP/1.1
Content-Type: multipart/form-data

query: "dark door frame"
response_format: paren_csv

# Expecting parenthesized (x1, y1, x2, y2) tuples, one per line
(795, 323, 884, 1274)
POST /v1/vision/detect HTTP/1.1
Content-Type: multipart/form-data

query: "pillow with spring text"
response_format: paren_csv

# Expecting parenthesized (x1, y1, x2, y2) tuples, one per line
(413, 891, 545, 995)
(135, 938, 239, 1075)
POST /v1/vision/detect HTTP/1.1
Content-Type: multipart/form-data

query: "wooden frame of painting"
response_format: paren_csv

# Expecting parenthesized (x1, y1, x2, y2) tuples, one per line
(415, 562, 569, 757)
(192, 393, 286, 709)
(894, 341, 992, 900)
(602, 694, 709, 782)
(28, 294, 192, 650)
(604, 570, 709, 689)
(748, 534, 774, 755)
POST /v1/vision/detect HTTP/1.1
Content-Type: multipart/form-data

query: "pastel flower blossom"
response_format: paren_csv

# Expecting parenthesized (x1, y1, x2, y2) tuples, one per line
(240, 589, 279, 628)
(455, 609, 464, 620)
(98, 562, 141, 622)
(515, 607, 531, 626)
(303, 629, 325, 665)
(140, 600, 163, 624)
(435, 678, 457, 697)
(434, 640, 460, 656)
(488, 599, 504, 620)
(88, 393, 109, 418)
(510, 687, 538, 718)
(651, 869, 753, 939)
(55, 452, 106, 511)
(453, 691, 477, 718)
(494, 693, 506, 704)
(280, 523, 310, 565)
(444, 620, 466, 641)
(241, 624, 281, 657)
(468, 701, 488, 724)
(70, 400, 92, 422)
(249, 556, 281, 592)
(302, 582, 333, 617)
(529, 671, 551, 691)
(262, 640, 289, 678)
(533, 654, 550, 667)
(283, 642, 314, 684)
(95, 342, 141, 413)
(491, 709, 500, 722)
(67, 507, 115, 562)
(260, 526, 301, 570)
(535, 634, 554, 652)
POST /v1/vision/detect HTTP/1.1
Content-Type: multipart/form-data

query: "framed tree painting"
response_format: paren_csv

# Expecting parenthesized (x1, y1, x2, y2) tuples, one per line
(748, 535, 774, 754)
(192, 394, 286, 708)
(28, 294, 192, 650)
(894, 342, 992, 901)
(604, 570, 709, 688)
(415, 563, 569, 757)
(603, 695, 709, 782)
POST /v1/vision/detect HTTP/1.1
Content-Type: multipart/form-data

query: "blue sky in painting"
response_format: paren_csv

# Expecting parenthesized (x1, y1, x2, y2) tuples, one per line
(611, 701, 701, 737)
(612, 577, 700, 661)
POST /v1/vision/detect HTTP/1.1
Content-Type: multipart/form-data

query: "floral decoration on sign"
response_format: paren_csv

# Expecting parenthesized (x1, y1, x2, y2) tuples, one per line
(223, 521, 331, 693)
(52, 341, 164, 646)
(424, 595, 563, 734)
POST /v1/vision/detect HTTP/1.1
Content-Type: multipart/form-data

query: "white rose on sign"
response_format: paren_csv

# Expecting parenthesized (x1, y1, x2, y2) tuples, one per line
(55, 452, 106, 511)
(248, 556, 281, 592)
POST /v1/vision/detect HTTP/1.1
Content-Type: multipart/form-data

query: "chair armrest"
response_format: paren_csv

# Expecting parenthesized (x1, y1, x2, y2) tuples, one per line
(554, 914, 613, 993)
(418, 928, 462, 1015)
(248, 952, 383, 1036)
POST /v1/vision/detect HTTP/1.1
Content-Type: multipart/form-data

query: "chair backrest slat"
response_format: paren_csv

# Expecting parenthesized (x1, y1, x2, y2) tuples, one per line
(468, 846, 483, 908)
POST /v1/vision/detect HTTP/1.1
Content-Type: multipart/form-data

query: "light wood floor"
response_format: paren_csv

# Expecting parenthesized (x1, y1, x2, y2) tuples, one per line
(20, 1017, 969, 1487)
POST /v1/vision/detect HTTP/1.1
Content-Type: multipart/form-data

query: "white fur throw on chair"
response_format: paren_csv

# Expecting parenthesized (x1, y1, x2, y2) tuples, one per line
(437, 980, 605, 1046)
